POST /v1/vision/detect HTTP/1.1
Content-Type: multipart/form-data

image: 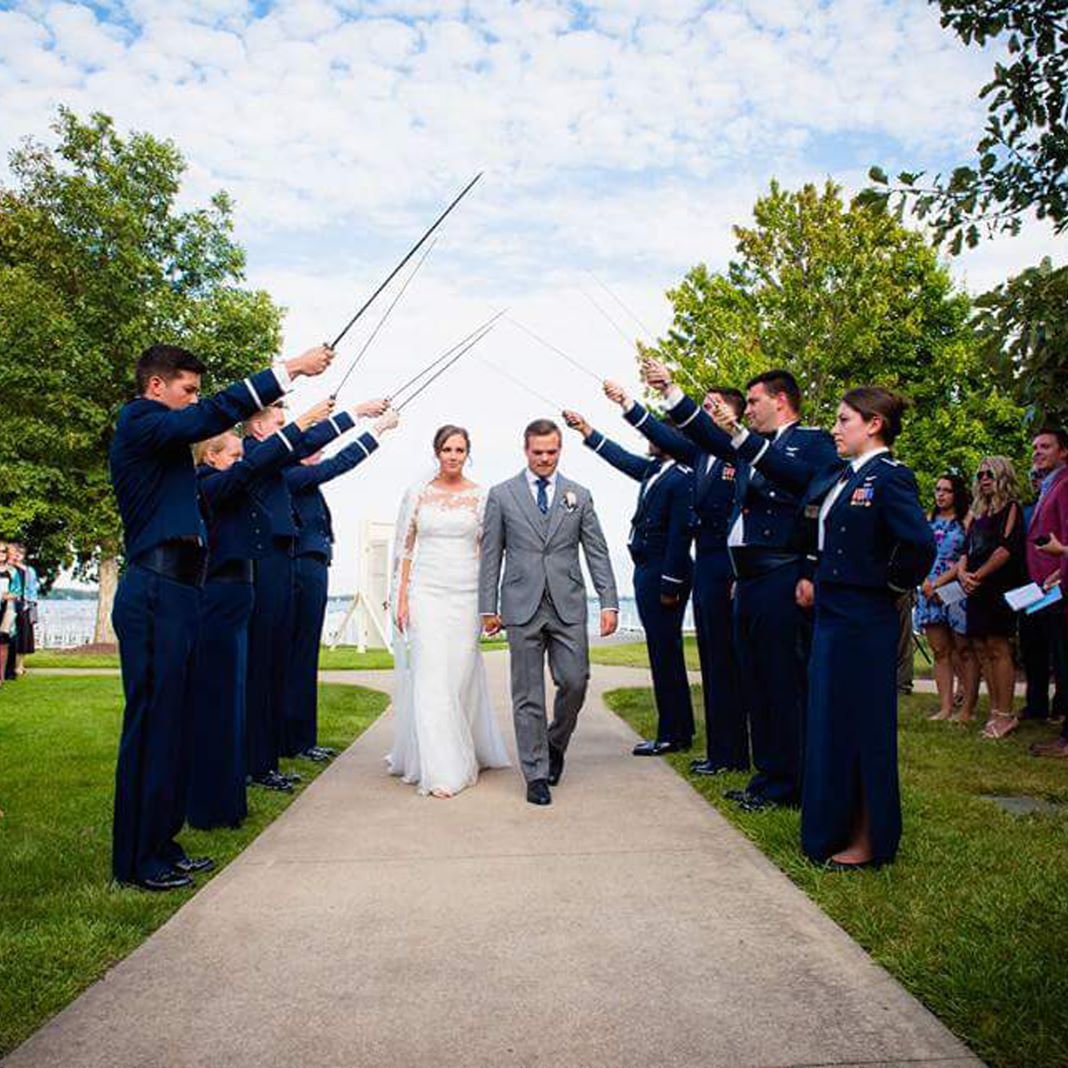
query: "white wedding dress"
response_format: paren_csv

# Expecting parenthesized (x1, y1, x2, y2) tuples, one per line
(386, 479, 510, 795)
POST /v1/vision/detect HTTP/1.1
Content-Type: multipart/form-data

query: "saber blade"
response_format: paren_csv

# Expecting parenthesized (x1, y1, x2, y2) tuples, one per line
(585, 270, 653, 338)
(476, 355, 564, 410)
(332, 236, 438, 399)
(507, 317, 603, 384)
(330, 172, 482, 350)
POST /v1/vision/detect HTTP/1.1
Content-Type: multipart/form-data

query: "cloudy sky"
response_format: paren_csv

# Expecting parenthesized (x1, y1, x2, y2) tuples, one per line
(0, 0, 1062, 597)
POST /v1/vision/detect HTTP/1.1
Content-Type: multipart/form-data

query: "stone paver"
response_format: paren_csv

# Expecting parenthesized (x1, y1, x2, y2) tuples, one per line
(5, 658, 983, 1068)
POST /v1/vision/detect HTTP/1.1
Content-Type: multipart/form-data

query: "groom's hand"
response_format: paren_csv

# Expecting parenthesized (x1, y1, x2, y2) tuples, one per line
(482, 613, 502, 637)
(600, 609, 618, 637)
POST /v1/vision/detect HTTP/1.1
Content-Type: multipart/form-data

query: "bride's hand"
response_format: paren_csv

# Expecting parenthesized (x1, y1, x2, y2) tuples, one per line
(396, 591, 410, 633)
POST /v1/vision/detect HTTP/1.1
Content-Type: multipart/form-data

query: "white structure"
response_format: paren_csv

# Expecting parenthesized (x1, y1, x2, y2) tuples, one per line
(329, 520, 393, 651)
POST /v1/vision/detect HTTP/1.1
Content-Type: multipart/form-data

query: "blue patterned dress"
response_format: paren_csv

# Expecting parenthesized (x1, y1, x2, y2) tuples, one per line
(914, 516, 966, 633)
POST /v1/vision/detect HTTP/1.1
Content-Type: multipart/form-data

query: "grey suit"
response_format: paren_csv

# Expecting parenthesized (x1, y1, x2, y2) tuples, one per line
(479, 471, 618, 782)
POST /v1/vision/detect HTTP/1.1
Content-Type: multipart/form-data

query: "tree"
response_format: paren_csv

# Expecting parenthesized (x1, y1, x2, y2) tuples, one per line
(0, 109, 283, 640)
(972, 255, 1068, 427)
(864, 1, 1068, 252)
(643, 180, 1029, 495)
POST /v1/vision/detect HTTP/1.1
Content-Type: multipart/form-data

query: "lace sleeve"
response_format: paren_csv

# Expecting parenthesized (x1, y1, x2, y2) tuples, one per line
(475, 484, 487, 550)
(389, 484, 421, 610)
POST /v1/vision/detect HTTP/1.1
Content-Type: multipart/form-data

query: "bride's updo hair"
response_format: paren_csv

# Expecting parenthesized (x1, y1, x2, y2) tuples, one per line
(433, 424, 471, 456)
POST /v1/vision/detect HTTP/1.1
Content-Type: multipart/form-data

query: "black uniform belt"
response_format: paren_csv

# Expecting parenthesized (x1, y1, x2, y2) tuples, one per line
(134, 541, 208, 588)
(728, 546, 800, 580)
(207, 558, 254, 584)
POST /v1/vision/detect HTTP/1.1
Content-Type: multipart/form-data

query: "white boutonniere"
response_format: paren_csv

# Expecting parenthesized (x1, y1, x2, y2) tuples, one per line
(563, 490, 578, 512)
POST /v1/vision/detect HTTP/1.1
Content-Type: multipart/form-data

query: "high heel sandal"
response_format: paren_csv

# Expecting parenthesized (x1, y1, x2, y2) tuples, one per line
(981, 712, 1019, 740)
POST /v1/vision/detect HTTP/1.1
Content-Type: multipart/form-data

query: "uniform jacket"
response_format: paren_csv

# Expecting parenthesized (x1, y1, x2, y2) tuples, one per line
(666, 392, 839, 554)
(110, 368, 285, 561)
(284, 431, 379, 562)
(623, 400, 735, 554)
(583, 428, 694, 597)
(1026, 466, 1068, 588)
(240, 412, 357, 556)
(196, 423, 304, 568)
(478, 471, 618, 627)
(734, 432, 936, 592)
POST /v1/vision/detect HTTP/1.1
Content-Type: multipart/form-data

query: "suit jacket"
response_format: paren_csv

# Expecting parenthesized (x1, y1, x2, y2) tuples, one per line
(285, 431, 379, 562)
(109, 368, 284, 561)
(665, 392, 838, 554)
(583, 429, 694, 597)
(734, 433, 935, 592)
(1026, 466, 1068, 587)
(478, 471, 618, 627)
(623, 400, 734, 553)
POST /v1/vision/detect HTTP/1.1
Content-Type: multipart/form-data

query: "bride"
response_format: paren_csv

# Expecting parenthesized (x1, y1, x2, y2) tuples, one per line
(386, 425, 510, 797)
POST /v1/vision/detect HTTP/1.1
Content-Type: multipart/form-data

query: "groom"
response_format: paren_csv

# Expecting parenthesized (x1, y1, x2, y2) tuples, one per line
(479, 418, 619, 806)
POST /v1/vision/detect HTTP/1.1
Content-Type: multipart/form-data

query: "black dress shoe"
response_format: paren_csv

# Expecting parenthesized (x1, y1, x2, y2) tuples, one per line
(690, 760, 732, 777)
(526, 779, 552, 806)
(738, 793, 777, 812)
(281, 770, 303, 784)
(823, 858, 882, 872)
(249, 771, 293, 793)
(298, 748, 329, 763)
(135, 871, 193, 892)
(173, 856, 215, 875)
(632, 739, 691, 756)
(724, 788, 749, 802)
(548, 744, 565, 786)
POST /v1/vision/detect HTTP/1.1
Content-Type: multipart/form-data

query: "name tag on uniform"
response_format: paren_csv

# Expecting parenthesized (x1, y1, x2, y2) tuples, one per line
(850, 487, 874, 507)
(721, 465, 736, 482)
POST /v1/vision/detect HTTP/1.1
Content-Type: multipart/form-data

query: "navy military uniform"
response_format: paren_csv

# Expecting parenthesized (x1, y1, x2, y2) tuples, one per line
(109, 367, 286, 885)
(666, 391, 838, 806)
(187, 423, 305, 829)
(583, 428, 696, 746)
(622, 400, 747, 771)
(734, 433, 935, 863)
(243, 413, 360, 781)
(282, 428, 380, 757)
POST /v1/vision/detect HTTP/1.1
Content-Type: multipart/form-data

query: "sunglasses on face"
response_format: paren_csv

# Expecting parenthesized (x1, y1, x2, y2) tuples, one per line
(977, 469, 994, 479)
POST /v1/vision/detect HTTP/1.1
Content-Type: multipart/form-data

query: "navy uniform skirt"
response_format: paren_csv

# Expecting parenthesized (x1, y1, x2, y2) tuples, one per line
(803, 582, 901, 865)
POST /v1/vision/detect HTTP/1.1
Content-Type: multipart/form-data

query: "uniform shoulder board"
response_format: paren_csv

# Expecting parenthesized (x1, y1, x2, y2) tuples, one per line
(676, 464, 693, 474)
(878, 456, 902, 467)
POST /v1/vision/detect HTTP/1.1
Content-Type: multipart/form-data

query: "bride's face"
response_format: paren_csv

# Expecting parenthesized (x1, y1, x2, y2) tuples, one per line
(437, 433, 469, 477)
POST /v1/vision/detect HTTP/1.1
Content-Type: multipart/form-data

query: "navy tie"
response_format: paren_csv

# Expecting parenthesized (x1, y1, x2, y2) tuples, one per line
(536, 477, 549, 515)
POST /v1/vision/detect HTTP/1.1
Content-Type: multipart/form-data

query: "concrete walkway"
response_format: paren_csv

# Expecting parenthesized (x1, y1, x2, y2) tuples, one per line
(6, 658, 981, 1068)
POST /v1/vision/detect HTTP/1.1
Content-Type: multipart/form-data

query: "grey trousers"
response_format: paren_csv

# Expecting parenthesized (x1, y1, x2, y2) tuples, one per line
(506, 594, 590, 782)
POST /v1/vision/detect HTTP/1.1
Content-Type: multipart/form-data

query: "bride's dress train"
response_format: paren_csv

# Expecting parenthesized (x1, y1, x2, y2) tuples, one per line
(386, 480, 510, 795)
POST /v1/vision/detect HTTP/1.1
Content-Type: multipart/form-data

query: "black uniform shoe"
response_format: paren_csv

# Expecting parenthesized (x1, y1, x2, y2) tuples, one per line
(526, 779, 552, 806)
(298, 748, 330, 763)
(632, 739, 691, 756)
(135, 871, 193, 892)
(548, 744, 565, 786)
(173, 856, 215, 875)
(281, 770, 303, 784)
(690, 760, 733, 776)
(724, 788, 749, 802)
(249, 771, 293, 793)
(738, 793, 778, 813)
(823, 858, 882, 872)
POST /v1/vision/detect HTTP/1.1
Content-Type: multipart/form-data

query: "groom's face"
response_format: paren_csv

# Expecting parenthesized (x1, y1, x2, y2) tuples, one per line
(525, 432, 561, 479)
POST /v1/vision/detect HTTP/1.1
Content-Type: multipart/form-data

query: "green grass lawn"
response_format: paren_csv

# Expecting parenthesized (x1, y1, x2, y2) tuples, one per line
(604, 684, 1068, 1068)
(592, 636, 936, 677)
(0, 675, 389, 1057)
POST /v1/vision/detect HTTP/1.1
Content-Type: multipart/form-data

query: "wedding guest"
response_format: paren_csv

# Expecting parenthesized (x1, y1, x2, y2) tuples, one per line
(1020, 430, 1068, 725)
(643, 359, 838, 812)
(563, 408, 695, 755)
(8, 544, 38, 677)
(283, 405, 398, 764)
(707, 386, 934, 868)
(917, 474, 977, 721)
(602, 379, 749, 777)
(0, 543, 20, 685)
(108, 342, 332, 891)
(953, 457, 1025, 740)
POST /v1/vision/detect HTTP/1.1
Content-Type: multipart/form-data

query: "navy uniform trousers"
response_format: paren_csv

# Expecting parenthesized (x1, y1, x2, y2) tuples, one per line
(246, 541, 296, 777)
(633, 560, 694, 745)
(283, 552, 330, 756)
(187, 578, 254, 828)
(692, 547, 747, 769)
(112, 565, 201, 882)
(733, 561, 810, 804)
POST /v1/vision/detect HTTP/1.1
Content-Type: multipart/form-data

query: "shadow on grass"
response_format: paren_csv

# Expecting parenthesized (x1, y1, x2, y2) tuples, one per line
(604, 684, 1068, 1068)
(0, 675, 389, 1056)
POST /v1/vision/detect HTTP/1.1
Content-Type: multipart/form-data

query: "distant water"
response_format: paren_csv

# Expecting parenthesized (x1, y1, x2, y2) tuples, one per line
(36, 595, 677, 649)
